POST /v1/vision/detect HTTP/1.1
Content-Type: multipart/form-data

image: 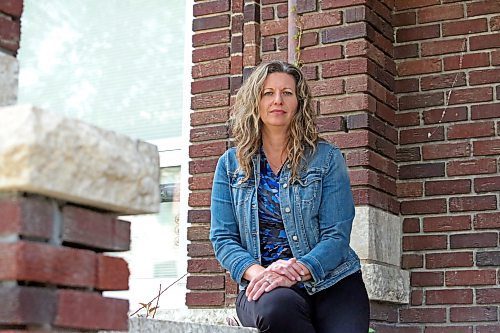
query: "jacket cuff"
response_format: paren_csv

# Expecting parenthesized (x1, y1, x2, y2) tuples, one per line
(232, 258, 260, 285)
(298, 255, 326, 283)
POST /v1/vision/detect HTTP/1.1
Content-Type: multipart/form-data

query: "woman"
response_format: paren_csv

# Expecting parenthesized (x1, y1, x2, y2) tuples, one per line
(209, 61, 370, 332)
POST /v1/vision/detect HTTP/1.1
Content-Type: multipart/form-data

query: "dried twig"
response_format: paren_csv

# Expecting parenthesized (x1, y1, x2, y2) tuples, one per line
(130, 273, 188, 317)
(152, 283, 161, 318)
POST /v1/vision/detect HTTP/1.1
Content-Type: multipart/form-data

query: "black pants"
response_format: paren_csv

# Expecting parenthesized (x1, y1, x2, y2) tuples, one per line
(236, 270, 370, 333)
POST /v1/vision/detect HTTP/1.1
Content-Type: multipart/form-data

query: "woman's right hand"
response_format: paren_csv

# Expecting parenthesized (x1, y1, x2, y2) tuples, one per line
(265, 258, 306, 282)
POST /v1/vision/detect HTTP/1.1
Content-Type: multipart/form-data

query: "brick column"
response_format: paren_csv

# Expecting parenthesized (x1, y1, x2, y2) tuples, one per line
(187, 0, 233, 308)
(0, 105, 160, 332)
(187, 0, 265, 309)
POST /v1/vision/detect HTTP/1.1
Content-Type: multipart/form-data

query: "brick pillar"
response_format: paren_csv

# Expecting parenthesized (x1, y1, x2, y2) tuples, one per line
(0, 105, 160, 332)
(187, 0, 232, 308)
(0, 0, 22, 106)
(394, 0, 500, 331)
(0, 0, 22, 54)
(187, 0, 265, 309)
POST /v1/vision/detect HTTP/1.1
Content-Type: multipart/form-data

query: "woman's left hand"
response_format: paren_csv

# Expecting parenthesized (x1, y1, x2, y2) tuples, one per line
(246, 271, 295, 302)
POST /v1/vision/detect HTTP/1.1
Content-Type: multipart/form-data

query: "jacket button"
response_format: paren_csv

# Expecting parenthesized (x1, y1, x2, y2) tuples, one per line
(285, 207, 291, 213)
(283, 183, 288, 188)
(311, 287, 316, 292)
(292, 235, 298, 241)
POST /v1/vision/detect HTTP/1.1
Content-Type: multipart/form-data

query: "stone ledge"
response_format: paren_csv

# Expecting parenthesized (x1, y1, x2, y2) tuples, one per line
(102, 318, 258, 333)
(155, 308, 239, 326)
(0, 105, 160, 215)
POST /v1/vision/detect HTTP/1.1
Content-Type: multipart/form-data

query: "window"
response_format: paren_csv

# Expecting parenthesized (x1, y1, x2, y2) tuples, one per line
(18, 0, 191, 311)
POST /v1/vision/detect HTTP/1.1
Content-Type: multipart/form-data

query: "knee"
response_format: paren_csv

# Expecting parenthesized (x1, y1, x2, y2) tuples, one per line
(254, 288, 309, 330)
(258, 298, 288, 320)
(255, 302, 290, 331)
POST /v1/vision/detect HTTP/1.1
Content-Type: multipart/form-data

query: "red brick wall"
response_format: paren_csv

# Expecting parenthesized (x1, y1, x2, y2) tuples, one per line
(395, 0, 500, 331)
(0, 0, 23, 55)
(0, 196, 130, 331)
(188, 0, 499, 329)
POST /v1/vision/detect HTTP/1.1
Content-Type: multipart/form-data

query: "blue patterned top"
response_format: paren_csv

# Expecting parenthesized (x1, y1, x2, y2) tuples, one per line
(258, 149, 292, 267)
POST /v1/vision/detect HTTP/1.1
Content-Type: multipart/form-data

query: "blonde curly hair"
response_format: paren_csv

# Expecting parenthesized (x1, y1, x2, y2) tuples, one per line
(230, 61, 319, 182)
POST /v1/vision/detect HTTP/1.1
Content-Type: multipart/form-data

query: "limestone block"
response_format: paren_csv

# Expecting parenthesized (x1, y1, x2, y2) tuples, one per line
(0, 105, 160, 215)
(156, 308, 240, 326)
(124, 318, 257, 333)
(0, 53, 18, 106)
(362, 263, 410, 304)
(351, 206, 402, 267)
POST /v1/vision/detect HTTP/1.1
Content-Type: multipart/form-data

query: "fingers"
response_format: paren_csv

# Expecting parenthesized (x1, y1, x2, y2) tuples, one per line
(245, 273, 295, 302)
(266, 258, 304, 282)
(246, 274, 269, 301)
(264, 274, 295, 293)
(268, 265, 298, 281)
(295, 261, 311, 280)
(245, 274, 261, 298)
(250, 278, 268, 301)
(284, 258, 305, 280)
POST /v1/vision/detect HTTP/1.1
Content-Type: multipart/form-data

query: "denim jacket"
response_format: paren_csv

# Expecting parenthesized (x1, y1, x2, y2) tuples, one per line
(209, 140, 360, 295)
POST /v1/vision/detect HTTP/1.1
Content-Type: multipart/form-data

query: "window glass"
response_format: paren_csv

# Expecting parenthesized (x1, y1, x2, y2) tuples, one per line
(124, 166, 183, 311)
(18, 0, 185, 141)
(17, 0, 189, 311)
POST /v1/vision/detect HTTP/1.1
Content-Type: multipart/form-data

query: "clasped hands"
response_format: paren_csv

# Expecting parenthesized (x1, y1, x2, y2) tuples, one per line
(245, 258, 309, 302)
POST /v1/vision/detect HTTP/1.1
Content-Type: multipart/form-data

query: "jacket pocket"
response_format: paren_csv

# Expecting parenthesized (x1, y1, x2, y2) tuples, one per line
(294, 170, 322, 205)
(229, 172, 254, 206)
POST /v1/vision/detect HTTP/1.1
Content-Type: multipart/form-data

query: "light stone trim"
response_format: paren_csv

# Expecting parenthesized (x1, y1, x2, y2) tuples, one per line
(0, 53, 18, 106)
(155, 308, 240, 326)
(102, 318, 257, 333)
(351, 206, 402, 266)
(361, 263, 410, 304)
(350, 206, 409, 304)
(0, 105, 160, 215)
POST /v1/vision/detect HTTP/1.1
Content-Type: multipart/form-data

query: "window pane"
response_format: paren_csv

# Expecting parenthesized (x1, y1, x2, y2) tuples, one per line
(17, 0, 186, 141)
(17, 0, 190, 311)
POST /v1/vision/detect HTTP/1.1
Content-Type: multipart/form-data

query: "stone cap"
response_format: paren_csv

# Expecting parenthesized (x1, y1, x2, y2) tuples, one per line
(0, 105, 160, 214)
(113, 318, 258, 333)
